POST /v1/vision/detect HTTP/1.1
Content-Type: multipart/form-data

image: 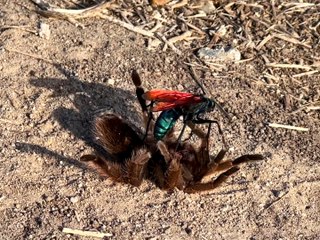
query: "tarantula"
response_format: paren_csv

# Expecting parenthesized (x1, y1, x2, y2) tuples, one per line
(80, 71, 263, 193)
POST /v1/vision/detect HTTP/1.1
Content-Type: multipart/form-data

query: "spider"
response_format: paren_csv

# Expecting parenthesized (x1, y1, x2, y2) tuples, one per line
(80, 71, 263, 193)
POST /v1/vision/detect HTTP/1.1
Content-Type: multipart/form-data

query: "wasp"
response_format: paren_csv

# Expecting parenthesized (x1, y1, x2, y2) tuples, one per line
(141, 67, 230, 148)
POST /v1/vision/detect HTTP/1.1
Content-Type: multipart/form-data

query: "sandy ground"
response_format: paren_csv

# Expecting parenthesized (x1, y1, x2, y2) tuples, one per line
(0, 1, 319, 239)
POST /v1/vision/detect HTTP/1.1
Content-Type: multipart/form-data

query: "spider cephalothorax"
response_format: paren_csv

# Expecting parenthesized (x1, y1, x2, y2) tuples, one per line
(80, 71, 263, 193)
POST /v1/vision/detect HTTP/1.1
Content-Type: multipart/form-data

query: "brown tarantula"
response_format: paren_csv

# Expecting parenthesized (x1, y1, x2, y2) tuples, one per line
(80, 71, 263, 193)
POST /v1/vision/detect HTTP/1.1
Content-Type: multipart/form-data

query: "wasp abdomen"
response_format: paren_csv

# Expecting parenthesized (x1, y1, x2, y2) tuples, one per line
(154, 109, 181, 140)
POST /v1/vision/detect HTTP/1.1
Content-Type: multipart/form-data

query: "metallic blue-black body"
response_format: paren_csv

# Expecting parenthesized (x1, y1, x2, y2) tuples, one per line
(153, 98, 216, 140)
(154, 108, 182, 140)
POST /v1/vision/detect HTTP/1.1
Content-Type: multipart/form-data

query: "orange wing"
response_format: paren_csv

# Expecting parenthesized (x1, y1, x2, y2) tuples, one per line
(143, 89, 202, 112)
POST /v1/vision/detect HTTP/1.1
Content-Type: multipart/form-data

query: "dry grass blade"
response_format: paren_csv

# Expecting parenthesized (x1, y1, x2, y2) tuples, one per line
(266, 63, 314, 70)
(282, 2, 316, 13)
(256, 34, 274, 50)
(307, 106, 320, 111)
(268, 123, 309, 132)
(293, 70, 319, 78)
(155, 33, 182, 55)
(272, 33, 311, 49)
(4, 48, 56, 64)
(101, 15, 155, 38)
(168, 31, 193, 44)
(62, 228, 112, 238)
(30, 0, 156, 38)
(0, 25, 37, 34)
(30, 0, 114, 17)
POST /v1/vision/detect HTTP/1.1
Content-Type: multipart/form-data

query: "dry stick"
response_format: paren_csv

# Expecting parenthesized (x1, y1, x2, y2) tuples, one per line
(266, 63, 314, 70)
(177, 17, 206, 36)
(293, 70, 319, 78)
(155, 33, 182, 55)
(30, 0, 156, 39)
(101, 15, 155, 38)
(4, 48, 56, 64)
(169, 0, 188, 11)
(291, 100, 320, 114)
(30, 0, 113, 16)
(256, 34, 274, 50)
(272, 33, 311, 49)
(268, 123, 309, 132)
(168, 31, 193, 44)
(1, 25, 37, 34)
(62, 228, 112, 238)
(257, 191, 289, 217)
(307, 106, 320, 111)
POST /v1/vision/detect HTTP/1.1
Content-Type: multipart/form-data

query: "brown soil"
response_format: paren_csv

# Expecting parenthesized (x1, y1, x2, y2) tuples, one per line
(0, 1, 319, 239)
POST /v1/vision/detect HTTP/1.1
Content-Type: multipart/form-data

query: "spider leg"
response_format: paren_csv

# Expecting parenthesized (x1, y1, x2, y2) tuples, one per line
(80, 154, 123, 181)
(184, 166, 240, 194)
(215, 154, 264, 172)
(125, 148, 151, 187)
(94, 114, 142, 156)
(157, 141, 183, 190)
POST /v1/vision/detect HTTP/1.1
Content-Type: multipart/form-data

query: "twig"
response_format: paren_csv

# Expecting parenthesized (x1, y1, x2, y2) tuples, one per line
(256, 34, 274, 50)
(0, 25, 37, 34)
(155, 33, 182, 55)
(307, 106, 320, 111)
(30, 0, 155, 38)
(168, 31, 193, 44)
(290, 100, 320, 114)
(268, 123, 309, 132)
(272, 33, 311, 49)
(266, 63, 314, 70)
(4, 48, 56, 64)
(292, 70, 319, 78)
(257, 191, 289, 217)
(62, 228, 112, 238)
(101, 15, 155, 38)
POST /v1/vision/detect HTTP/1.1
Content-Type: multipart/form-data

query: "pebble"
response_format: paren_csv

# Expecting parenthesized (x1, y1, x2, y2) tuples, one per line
(70, 196, 79, 203)
(197, 47, 241, 62)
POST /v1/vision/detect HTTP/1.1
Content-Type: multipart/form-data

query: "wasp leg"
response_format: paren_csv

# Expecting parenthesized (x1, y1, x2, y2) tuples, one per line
(184, 166, 240, 194)
(193, 117, 228, 150)
(186, 122, 207, 139)
(175, 122, 187, 151)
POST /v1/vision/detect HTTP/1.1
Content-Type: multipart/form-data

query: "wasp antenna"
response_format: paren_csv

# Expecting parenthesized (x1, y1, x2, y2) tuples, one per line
(188, 65, 207, 95)
(131, 69, 142, 87)
(214, 100, 232, 121)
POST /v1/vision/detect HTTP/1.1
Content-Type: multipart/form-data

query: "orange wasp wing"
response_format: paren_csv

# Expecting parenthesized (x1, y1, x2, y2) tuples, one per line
(143, 89, 203, 112)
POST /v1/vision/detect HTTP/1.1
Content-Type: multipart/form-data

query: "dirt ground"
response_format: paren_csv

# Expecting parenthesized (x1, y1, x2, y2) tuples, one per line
(0, 1, 319, 239)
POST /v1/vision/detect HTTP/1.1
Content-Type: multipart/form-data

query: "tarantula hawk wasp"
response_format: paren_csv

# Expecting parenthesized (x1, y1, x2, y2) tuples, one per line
(142, 66, 230, 150)
(79, 70, 263, 193)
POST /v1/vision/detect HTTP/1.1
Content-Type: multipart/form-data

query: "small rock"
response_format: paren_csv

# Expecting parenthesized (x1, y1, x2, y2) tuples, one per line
(108, 78, 115, 85)
(201, 0, 216, 14)
(197, 46, 241, 62)
(39, 22, 50, 39)
(70, 196, 79, 204)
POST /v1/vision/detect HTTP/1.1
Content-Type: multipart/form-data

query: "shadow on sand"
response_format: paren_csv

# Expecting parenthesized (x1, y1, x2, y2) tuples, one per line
(17, 64, 141, 168)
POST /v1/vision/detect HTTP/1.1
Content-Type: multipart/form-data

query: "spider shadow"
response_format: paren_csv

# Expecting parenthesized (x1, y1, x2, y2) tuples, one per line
(20, 64, 142, 167)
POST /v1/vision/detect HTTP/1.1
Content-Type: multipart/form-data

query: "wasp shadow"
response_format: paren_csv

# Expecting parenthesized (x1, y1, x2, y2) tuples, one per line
(23, 64, 141, 167)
